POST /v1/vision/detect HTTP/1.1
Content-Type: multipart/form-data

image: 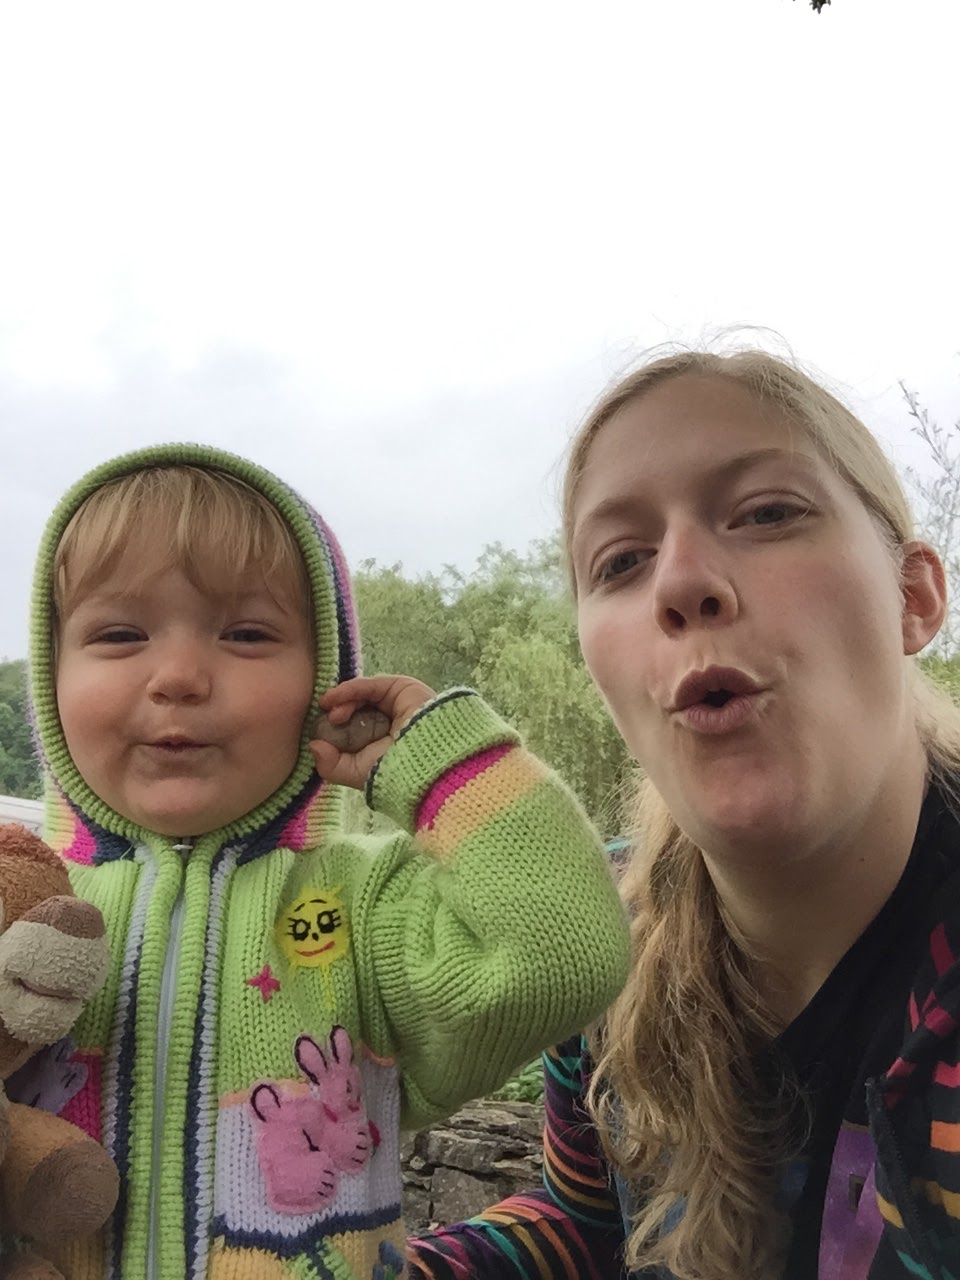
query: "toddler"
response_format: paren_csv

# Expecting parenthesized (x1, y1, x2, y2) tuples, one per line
(15, 445, 629, 1280)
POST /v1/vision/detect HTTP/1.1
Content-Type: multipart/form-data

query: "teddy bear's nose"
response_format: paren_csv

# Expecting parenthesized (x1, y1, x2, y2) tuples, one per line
(21, 895, 106, 940)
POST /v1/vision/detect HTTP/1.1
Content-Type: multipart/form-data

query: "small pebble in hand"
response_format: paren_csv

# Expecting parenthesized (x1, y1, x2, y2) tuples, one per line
(311, 706, 392, 753)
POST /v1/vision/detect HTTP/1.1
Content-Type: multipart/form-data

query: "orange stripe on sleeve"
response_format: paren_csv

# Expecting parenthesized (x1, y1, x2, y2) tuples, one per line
(918, 1178, 960, 1219)
(417, 750, 549, 859)
(514, 1225, 555, 1280)
(876, 1193, 904, 1229)
(931, 1120, 960, 1153)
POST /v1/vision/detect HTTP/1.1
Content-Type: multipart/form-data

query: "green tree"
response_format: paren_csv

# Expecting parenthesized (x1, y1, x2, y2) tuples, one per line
(352, 538, 630, 837)
(352, 563, 471, 693)
(901, 376, 960, 658)
(922, 656, 960, 702)
(0, 660, 41, 799)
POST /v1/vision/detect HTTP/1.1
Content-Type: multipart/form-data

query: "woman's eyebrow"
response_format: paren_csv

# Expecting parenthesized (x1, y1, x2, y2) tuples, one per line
(710, 445, 817, 485)
(574, 447, 816, 549)
(572, 493, 645, 551)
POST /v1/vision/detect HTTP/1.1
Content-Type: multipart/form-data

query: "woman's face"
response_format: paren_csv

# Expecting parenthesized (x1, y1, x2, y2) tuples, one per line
(572, 374, 934, 862)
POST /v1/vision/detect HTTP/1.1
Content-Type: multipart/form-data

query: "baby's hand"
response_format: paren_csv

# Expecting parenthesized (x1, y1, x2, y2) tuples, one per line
(309, 675, 435, 790)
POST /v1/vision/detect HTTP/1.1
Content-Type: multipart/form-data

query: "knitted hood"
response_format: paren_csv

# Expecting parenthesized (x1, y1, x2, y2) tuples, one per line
(28, 444, 360, 864)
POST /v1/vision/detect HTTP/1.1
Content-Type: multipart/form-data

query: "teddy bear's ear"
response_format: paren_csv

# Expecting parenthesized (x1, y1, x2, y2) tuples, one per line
(0, 825, 63, 872)
(0, 825, 73, 928)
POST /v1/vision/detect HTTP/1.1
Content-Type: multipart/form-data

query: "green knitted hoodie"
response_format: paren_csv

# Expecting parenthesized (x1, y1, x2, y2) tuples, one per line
(22, 444, 630, 1280)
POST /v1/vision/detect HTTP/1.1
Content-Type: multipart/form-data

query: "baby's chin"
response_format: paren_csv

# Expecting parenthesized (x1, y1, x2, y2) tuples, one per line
(115, 772, 291, 837)
(115, 794, 250, 839)
(119, 812, 218, 839)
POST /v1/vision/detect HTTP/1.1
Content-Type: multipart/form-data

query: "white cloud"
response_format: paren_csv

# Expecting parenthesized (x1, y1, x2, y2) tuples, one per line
(1, 0, 958, 657)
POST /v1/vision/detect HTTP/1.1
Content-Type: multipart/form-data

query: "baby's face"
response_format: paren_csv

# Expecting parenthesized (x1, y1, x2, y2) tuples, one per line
(56, 564, 315, 837)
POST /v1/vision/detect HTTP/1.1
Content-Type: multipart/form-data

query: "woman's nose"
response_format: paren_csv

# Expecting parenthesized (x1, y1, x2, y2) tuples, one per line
(652, 526, 739, 635)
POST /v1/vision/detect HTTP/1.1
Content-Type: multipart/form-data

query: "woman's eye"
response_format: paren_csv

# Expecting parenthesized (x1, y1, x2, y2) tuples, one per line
(599, 550, 643, 581)
(745, 502, 799, 527)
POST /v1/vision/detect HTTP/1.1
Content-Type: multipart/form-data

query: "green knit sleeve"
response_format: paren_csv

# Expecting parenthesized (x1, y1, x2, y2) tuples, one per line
(350, 689, 630, 1129)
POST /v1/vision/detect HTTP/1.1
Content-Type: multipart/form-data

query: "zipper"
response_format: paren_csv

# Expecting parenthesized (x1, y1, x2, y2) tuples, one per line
(147, 841, 190, 1280)
(867, 1077, 944, 1280)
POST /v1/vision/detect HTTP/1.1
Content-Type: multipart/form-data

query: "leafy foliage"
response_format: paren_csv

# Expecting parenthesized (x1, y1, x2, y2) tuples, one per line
(0, 660, 40, 799)
(491, 1057, 545, 1105)
(920, 656, 960, 702)
(352, 538, 630, 837)
(902, 380, 960, 658)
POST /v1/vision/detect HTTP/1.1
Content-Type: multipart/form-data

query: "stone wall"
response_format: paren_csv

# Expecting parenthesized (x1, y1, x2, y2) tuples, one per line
(402, 1098, 546, 1234)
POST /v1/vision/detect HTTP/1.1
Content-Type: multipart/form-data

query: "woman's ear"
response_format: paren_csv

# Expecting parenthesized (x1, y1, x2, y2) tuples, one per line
(901, 541, 948, 656)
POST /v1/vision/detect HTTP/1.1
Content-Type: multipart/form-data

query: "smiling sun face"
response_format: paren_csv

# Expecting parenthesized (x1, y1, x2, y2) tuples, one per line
(277, 886, 349, 969)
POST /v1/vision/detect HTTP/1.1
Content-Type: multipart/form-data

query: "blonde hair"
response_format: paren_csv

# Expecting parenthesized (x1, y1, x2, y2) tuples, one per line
(53, 465, 312, 630)
(563, 349, 960, 1280)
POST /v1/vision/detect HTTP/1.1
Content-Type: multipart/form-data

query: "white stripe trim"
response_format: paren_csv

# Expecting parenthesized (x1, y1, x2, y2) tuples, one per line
(103, 846, 156, 1280)
(190, 847, 238, 1280)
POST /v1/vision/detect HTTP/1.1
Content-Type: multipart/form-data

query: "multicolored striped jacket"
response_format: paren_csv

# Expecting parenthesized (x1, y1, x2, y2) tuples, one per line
(11, 445, 631, 1280)
(408, 829, 960, 1279)
(406, 1038, 625, 1279)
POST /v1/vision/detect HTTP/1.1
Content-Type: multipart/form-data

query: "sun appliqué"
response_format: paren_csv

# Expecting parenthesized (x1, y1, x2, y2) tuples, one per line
(275, 885, 350, 1005)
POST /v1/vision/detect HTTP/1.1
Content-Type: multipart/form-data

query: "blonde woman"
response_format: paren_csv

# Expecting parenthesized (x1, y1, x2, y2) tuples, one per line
(408, 350, 960, 1280)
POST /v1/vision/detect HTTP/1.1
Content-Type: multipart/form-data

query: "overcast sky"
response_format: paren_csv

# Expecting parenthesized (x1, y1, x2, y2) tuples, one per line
(1, 0, 958, 660)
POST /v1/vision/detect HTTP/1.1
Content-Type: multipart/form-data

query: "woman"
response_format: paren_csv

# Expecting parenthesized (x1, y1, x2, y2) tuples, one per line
(407, 349, 960, 1280)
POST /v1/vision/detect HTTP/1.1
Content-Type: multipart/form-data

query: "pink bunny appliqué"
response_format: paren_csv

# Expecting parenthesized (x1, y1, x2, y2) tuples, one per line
(250, 1026, 380, 1215)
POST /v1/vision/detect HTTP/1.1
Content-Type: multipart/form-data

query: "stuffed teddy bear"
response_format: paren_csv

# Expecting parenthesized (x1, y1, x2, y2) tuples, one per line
(0, 823, 118, 1280)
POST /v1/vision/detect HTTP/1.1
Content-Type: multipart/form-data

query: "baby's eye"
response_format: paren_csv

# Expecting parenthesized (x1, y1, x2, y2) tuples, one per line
(224, 627, 272, 643)
(95, 628, 144, 644)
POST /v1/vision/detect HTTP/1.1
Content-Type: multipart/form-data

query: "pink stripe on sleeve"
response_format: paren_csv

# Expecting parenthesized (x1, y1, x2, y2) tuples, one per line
(935, 1060, 960, 1087)
(415, 743, 514, 832)
(931, 923, 956, 977)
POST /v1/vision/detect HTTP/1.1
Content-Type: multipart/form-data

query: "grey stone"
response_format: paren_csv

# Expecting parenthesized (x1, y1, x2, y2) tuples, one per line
(402, 1098, 547, 1232)
(493, 1156, 542, 1179)
(430, 1167, 500, 1225)
(449, 1102, 543, 1143)
(404, 1181, 434, 1230)
(424, 1130, 505, 1173)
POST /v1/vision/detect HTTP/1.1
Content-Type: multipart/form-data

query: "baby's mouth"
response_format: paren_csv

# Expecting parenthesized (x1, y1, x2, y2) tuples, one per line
(150, 738, 208, 752)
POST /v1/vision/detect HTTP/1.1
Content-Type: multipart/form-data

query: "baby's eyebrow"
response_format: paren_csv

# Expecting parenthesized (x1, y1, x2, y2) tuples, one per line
(72, 586, 290, 614)
(68, 590, 142, 613)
